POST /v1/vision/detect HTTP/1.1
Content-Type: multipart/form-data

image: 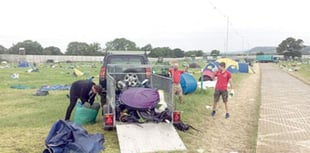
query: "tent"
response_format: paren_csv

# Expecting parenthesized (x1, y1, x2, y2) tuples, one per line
(216, 58, 239, 73)
(180, 73, 197, 94)
(18, 61, 29, 67)
(227, 65, 239, 73)
(199, 70, 215, 81)
(238, 63, 255, 74)
(203, 63, 218, 72)
(189, 63, 201, 68)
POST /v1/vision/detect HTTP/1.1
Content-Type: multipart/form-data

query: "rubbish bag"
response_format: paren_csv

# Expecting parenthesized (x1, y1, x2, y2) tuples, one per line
(74, 102, 99, 125)
(43, 120, 104, 153)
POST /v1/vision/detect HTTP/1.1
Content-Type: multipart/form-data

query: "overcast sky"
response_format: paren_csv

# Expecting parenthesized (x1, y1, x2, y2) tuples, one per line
(0, 0, 309, 52)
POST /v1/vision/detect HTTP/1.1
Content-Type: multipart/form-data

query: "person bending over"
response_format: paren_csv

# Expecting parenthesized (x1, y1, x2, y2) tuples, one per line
(65, 80, 102, 120)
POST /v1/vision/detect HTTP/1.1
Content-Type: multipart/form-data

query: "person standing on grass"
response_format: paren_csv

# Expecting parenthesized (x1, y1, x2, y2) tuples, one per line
(65, 80, 103, 120)
(169, 63, 189, 103)
(211, 62, 233, 119)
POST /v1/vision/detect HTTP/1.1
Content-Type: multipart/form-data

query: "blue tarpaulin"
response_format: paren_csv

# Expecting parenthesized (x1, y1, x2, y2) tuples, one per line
(43, 120, 104, 153)
(39, 85, 71, 91)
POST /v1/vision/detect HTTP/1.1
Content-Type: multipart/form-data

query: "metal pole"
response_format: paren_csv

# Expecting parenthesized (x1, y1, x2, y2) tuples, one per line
(226, 16, 229, 54)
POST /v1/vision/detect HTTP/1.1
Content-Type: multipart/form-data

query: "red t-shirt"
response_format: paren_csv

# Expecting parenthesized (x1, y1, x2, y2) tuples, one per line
(215, 70, 231, 90)
(169, 69, 184, 84)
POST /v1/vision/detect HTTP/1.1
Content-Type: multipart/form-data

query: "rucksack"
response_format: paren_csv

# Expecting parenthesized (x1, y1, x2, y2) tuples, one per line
(173, 121, 190, 131)
(173, 121, 201, 132)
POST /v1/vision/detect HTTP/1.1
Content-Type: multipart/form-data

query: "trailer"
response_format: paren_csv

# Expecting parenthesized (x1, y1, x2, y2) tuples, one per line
(102, 64, 186, 153)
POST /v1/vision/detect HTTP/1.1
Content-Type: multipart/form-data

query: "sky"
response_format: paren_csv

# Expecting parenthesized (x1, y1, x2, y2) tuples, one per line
(0, 0, 309, 53)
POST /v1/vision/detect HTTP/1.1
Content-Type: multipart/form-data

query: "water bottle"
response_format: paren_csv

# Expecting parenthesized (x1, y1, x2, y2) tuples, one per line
(229, 89, 234, 98)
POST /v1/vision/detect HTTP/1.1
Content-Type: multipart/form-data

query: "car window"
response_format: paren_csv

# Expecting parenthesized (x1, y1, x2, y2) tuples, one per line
(108, 56, 144, 64)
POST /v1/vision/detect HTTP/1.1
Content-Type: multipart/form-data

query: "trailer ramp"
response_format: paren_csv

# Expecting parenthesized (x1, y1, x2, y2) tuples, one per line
(116, 123, 186, 153)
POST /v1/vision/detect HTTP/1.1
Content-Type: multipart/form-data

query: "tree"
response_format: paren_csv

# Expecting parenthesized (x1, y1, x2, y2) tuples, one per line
(65, 42, 89, 55)
(256, 51, 264, 55)
(210, 49, 220, 56)
(141, 44, 152, 51)
(196, 50, 203, 56)
(0, 45, 7, 54)
(173, 48, 185, 58)
(65, 42, 104, 56)
(185, 50, 203, 57)
(105, 38, 138, 51)
(276, 37, 304, 58)
(149, 47, 172, 57)
(43, 46, 63, 55)
(88, 42, 103, 56)
(8, 40, 43, 55)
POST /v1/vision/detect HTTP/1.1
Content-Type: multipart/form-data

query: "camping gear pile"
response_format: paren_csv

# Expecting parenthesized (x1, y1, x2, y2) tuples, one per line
(104, 64, 176, 128)
(114, 88, 172, 123)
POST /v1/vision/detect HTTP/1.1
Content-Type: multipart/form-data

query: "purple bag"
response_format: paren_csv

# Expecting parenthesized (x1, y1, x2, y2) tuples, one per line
(120, 88, 159, 110)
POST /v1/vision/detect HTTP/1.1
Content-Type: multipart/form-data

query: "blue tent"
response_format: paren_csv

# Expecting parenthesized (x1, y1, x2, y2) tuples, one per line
(18, 61, 29, 67)
(227, 65, 239, 73)
(238, 63, 249, 73)
(180, 73, 197, 94)
(238, 63, 254, 73)
(204, 63, 218, 72)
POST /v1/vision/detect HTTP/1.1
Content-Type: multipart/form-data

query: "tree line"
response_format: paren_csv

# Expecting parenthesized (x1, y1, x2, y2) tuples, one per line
(0, 38, 203, 57)
(0, 37, 306, 58)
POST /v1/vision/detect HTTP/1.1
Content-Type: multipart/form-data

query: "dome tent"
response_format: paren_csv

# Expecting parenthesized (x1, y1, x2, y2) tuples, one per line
(189, 63, 201, 68)
(203, 63, 218, 72)
(216, 58, 239, 73)
(18, 61, 29, 67)
(199, 70, 215, 81)
(238, 62, 254, 73)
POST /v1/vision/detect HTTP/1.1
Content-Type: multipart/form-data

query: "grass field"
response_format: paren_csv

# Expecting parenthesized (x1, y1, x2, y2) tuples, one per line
(0, 61, 247, 153)
(278, 60, 310, 84)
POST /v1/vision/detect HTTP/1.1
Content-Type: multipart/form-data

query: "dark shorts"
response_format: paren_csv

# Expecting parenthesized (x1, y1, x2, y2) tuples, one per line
(214, 90, 228, 103)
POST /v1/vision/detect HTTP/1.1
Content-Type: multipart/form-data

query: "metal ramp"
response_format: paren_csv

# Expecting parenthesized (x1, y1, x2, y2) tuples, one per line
(116, 123, 186, 153)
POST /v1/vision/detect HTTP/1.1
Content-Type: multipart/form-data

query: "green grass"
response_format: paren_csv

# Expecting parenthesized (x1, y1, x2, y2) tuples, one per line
(0, 61, 247, 153)
(249, 66, 262, 153)
(278, 60, 310, 84)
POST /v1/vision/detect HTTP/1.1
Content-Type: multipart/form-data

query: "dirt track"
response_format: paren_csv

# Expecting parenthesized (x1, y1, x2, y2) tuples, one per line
(196, 64, 261, 153)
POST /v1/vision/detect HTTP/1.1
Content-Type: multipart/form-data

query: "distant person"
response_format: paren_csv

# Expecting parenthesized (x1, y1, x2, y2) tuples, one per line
(211, 62, 233, 119)
(65, 80, 102, 120)
(169, 63, 188, 103)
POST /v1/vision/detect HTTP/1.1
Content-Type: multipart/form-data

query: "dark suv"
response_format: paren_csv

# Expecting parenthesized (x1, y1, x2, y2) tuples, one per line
(99, 54, 150, 105)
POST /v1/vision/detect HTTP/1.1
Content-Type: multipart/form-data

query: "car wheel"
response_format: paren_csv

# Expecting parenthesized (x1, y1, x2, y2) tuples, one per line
(123, 69, 139, 87)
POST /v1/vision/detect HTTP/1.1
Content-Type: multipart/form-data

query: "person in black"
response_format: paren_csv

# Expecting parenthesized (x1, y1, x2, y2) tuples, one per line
(65, 80, 102, 120)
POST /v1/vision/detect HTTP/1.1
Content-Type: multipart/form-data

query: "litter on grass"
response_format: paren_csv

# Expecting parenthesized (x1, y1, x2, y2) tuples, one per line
(10, 73, 19, 79)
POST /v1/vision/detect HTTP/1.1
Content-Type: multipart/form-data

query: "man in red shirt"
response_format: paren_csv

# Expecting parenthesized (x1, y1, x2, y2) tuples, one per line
(169, 63, 188, 103)
(211, 62, 233, 119)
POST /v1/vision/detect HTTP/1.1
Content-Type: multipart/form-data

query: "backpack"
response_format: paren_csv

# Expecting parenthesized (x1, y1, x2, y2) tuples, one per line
(173, 121, 190, 131)
(173, 121, 201, 132)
